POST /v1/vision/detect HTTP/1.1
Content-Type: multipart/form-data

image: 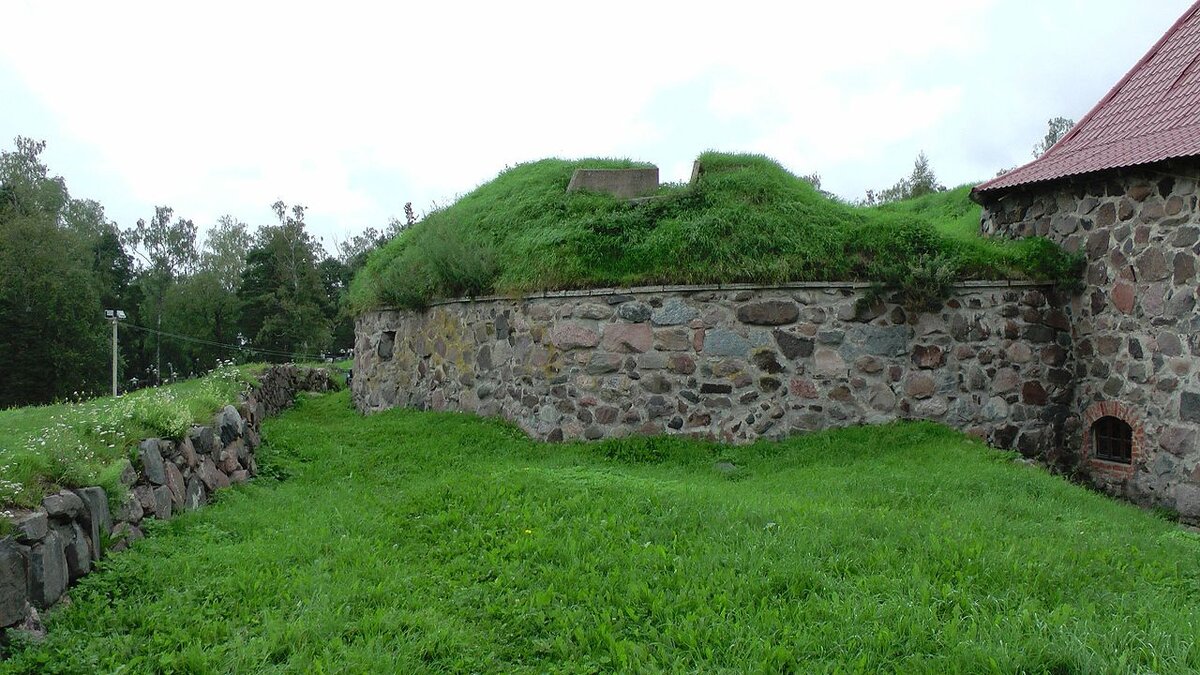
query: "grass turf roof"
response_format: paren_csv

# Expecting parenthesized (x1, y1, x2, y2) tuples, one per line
(349, 152, 1081, 312)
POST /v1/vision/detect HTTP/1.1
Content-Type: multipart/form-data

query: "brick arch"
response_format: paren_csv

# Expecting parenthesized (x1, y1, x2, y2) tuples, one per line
(1081, 400, 1146, 480)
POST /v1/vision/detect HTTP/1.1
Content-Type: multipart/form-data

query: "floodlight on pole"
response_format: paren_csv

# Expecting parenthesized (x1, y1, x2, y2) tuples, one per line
(106, 309, 125, 396)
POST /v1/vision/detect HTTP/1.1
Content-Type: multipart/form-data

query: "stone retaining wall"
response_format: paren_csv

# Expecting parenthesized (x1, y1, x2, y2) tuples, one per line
(0, 365, 336, 637)
(354, 282, 1072, 455)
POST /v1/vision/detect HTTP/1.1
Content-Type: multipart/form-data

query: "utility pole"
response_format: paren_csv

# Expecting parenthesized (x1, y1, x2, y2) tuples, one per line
(105, 310, 126, 396)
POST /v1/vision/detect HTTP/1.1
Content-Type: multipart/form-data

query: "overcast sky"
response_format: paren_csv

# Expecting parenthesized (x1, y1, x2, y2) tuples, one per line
(1, 0, 1194, 248)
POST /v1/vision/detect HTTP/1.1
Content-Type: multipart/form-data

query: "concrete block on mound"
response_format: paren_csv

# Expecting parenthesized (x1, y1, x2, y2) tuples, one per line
(567, 167, 659, 199)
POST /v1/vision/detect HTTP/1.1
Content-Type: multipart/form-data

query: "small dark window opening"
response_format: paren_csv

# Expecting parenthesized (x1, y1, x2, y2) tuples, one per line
(1093, 416, 1133, 464)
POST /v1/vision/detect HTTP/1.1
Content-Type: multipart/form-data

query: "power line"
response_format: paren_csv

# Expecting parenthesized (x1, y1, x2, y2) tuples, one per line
(117, 321, 332, 362)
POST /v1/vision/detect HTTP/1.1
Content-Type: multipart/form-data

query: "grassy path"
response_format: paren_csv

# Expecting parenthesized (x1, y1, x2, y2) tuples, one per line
(4, 391, 1199, 672)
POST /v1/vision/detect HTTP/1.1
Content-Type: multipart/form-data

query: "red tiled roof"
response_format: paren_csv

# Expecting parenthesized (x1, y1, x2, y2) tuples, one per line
(975, 0, 1200, 197)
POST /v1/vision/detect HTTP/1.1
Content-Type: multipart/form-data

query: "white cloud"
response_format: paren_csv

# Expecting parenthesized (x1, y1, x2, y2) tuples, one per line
(0, 0, 1193, 241)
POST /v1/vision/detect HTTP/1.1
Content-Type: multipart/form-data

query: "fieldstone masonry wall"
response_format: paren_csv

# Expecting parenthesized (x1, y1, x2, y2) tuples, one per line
(0, 365, 335, 638)
(355, 281, 1072, 457)
(979, 164, 1200, 519)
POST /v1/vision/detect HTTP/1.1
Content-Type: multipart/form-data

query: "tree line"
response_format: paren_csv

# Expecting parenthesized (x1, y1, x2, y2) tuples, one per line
(0, 137, 405, 407)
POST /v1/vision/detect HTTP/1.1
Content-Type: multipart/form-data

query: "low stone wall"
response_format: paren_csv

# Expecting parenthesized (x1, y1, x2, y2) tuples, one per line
(0, 364, 336, 637)
(354, 282, 1072, 454)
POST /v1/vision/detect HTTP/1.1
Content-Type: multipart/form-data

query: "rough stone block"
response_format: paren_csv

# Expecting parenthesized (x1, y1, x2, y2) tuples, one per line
(41, 490, 84, 521)
(165, 462, 186, 508)
(703, 329, 750, 358)
(12, 512, 48, 544)
(152, 486, 173, 521)
(53, 522, 90, 582)
(601, 323, 652, 353)
(0, 540, 29, 628)
(651, 298, 699, 326)
(29, 530, 67, 608)
(139, 439, 167, 485)
(1181, 392, 1200, 424)
(184, 477, 207, 511)
(189, 426, 216, 455)
(73, 487, 111, 561)
(550, 322, 600, 350)
(736, 301, 799, 326)
(218, 405, 243, 445)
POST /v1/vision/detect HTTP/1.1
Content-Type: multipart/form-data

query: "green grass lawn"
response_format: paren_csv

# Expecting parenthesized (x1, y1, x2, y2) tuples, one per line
(349, 152, 1081, 311)
(0, 365, 259, 511)
(5, 391, 1199, 672)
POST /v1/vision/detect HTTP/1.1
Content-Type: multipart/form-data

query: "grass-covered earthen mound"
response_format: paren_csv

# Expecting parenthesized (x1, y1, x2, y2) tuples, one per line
(349, 152, 1080, 311)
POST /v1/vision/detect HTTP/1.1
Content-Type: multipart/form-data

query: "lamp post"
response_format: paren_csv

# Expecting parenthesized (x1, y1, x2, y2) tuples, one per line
(105, 309, 126, 396)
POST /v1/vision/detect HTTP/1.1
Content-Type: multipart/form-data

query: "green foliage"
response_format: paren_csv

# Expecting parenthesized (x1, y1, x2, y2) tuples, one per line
(0, 364, 255, 508)
(1034, 117, 1076, 158)
(351, 153, 1081, 313)
(0, 138, 110, 406)
(862, 151, 947, 205)
(6, 393, 1200, 671)
(237, 203, 332, 360)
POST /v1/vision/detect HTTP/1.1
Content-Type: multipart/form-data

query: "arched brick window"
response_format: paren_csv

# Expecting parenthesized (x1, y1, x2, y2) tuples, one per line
(1081, 401, 1144, 480)
(1092, 416, 1132, 463)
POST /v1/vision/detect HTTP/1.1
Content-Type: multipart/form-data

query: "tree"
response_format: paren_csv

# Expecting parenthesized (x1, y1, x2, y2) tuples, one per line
(124, 206, 198, 382)
(1033, 117, 1075, 158)
(0, 138, 108, 405)
(201, 215, 251, 293)
(861, 152, 946, 206)
(237, 202, 331, 360)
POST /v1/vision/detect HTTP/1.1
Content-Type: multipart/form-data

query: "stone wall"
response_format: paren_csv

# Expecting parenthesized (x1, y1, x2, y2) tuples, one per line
(977, 164, 1200, 519)
(0, 365, 336, 637)
(354, 282, 1071, 454)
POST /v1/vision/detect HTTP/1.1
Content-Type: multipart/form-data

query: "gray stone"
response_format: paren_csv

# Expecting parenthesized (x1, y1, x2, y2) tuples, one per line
(73, 487, 111, 561)
(0, 540, 29, 627)
(218, 405, 243, 445)
(164, 462, 186, 508)
(189, 426, 215, 455)
(1181, 391, 1200, 424)
(703, 329, 750, 357)
(13, 512, 48, 543)
(813, 348, 846, 378)
(41, 490, 84, 521)
(28, 530, 66, 608)
(867, 384, 896, 412)
(133, 485, 156, 512)
(618, 302, 652, 323)
(816, 330, 845, 345)
(653, 328, 691, 351)
(139, 439, 167, 485)
(117, 459, 138, 487)
(736, 300, 799, 326)
(904, 374, 936, 399)
(152, 486, 173, 521)
(651, 298, 699, 326)
(53, 522, 90, 582)
(575, 303, 613, 320)
(852, 325, 910, 357)
(586, 353, 622, 374)
(115, 493, 144, 524)
(773, 331, 813, 359)
(1177, 484, 1200, 522)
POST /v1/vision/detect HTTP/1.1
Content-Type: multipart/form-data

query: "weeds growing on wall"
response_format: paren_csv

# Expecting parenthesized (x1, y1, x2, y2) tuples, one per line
(349, 152, 1083, 312)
